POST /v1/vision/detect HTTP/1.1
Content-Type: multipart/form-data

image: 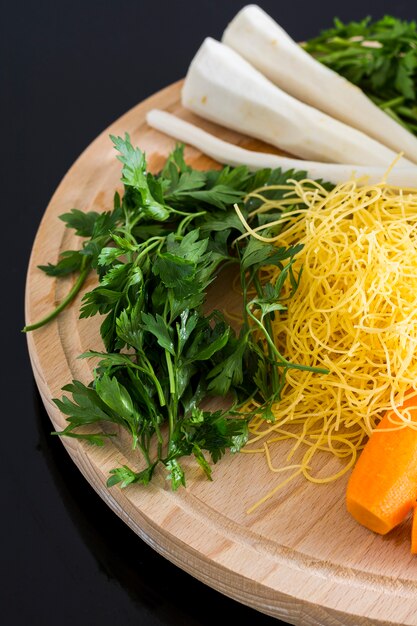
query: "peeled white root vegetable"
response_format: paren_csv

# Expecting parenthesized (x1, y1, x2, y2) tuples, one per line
(181, 38, 411, 168)
(146, 110, 417, 186)
(222, 5, 417, 165)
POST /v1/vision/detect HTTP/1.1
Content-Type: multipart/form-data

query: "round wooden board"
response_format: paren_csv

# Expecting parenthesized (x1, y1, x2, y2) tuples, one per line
(25, 80, 417, 626)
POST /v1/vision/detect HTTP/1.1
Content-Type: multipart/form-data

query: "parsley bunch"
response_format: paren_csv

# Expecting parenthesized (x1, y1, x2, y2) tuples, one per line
(303, 16, 417, 134)
(26, 135, 329, 489)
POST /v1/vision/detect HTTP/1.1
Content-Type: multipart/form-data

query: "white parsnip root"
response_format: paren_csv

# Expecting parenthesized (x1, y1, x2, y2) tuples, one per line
(146, 110, 417, 186)
(222, 5, 417, 165)
(181, 38, 410, 168)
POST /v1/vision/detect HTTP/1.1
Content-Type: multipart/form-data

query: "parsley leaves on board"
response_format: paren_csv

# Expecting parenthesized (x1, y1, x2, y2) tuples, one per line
(25, 134, 330, 489)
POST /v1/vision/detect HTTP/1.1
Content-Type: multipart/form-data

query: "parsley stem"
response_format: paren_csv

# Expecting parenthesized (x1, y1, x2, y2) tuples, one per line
(131, 360, 166, 408)
(397, 106, 417, 122)
(23, 258, 90, 332)
(135, 237, 164, 265)
(252, 274, 280, 393)
(246, 304, 328, 375)
(165, 349, 178, 455)
(177, 211, 207, 236)
(379, 96, 405, 110)
(138, 438, 152, 466)
(168, 207, 202, 217)
(165, 350, 176, 395)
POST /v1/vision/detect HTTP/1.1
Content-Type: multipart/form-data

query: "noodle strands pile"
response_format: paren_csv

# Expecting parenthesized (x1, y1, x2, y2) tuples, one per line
(241, 178, 417, 505)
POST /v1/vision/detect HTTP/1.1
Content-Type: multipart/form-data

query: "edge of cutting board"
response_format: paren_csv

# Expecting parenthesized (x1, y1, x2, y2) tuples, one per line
(25, 80, 417, 626)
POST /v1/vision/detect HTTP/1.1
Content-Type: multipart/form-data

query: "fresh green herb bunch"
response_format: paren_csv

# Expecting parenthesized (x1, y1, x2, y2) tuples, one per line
(26, 134, 330, 490)
(303, 16, 417, 135)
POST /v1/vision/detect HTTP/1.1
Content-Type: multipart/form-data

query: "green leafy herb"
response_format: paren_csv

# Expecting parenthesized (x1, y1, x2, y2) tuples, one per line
(25, 134, 331, 488)
(303, 16, 417, 134)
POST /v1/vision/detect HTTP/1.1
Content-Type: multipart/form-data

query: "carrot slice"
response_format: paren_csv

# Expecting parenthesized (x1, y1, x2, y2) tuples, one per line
(346, 394, 417, 535)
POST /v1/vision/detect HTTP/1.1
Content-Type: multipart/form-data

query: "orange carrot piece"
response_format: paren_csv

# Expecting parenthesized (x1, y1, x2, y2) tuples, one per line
(412, 506, 417, 554)
(346, 394, 417, 535)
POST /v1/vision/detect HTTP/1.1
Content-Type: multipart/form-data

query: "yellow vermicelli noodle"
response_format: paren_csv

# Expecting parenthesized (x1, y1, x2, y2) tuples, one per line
(239, 178, 417, 510)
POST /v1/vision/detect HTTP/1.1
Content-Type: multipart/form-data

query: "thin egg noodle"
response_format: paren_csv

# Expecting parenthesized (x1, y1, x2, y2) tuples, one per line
(238, 178, 417, 511)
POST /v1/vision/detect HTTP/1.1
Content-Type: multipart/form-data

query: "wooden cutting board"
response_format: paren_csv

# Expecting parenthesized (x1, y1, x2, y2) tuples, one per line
(25, 80, 417, 626)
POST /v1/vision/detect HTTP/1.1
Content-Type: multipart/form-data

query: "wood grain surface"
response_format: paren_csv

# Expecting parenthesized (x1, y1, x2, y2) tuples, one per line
(25, 80, 417, 626)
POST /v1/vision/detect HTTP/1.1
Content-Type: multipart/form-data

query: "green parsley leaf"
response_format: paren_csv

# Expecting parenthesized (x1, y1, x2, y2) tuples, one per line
(107, 464, 156, 488)
(39, 250, 83, 276)
(60, 209, 101, 237)
(111, 133, 170, 221)
(304, 16, 417, 135)
(165, 458, 186, 490)
(140, 312, 175, 355)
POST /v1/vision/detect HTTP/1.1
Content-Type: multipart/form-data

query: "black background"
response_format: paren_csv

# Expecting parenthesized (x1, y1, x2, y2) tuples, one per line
(3, 1, 416, 625)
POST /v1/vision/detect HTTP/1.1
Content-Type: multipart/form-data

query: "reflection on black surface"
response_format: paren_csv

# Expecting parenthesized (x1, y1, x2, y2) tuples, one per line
(32, 382, 282, 626)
